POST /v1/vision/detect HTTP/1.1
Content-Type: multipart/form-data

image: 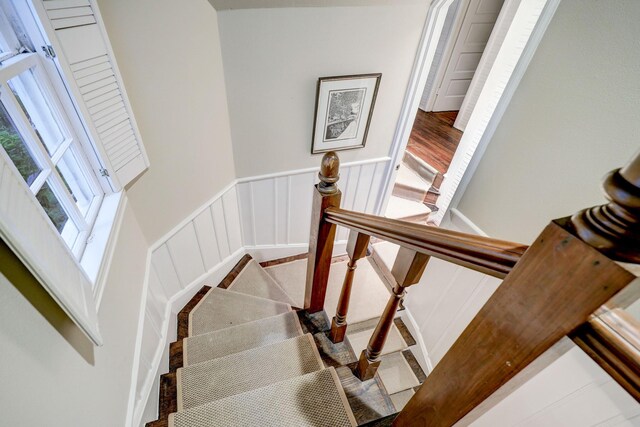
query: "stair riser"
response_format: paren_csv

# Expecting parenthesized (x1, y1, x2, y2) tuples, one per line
(392, 183, 427, 203)
(402, 152, 437, 185)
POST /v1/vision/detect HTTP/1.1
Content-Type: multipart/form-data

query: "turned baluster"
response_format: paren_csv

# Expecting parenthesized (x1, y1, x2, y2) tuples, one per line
(329, 231, 370, 343)
(356, 247, 430, 380)
(305, 152, 342, 313)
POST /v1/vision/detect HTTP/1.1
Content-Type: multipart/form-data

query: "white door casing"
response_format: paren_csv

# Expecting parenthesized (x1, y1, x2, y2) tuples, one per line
(432, 0, 505, 112)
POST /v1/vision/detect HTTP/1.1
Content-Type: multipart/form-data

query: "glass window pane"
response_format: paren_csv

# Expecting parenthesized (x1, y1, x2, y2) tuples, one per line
(35, 181, 69, 233)
(0, 100, 41, 185)
(56, 148, 96, 217)
(8, 67, 65, 155)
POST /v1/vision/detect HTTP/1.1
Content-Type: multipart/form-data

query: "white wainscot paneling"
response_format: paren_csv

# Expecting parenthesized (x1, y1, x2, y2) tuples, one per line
(237, 158, 390, 259)
(133, 183, 244, 427)
(406, 256, 501, 365)
(133, 160, 388, 426)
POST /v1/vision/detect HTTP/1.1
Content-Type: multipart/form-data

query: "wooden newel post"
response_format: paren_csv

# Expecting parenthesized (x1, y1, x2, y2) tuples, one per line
(356, 247, 430, 380)
(329, 231, 370, 343)
(305, 152, 342, 313)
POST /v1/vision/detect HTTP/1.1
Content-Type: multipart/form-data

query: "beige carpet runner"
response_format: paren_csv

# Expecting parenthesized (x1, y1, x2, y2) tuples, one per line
(169, 259, 357, 426)
(183, 311, 303, 365)
(170, 368, 356, 427)
(177, 334, 323, 410)
(188, 287, 291, 336)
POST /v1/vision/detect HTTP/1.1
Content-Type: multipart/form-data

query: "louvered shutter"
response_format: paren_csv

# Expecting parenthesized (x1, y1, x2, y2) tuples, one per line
(32, 0, 149, 190)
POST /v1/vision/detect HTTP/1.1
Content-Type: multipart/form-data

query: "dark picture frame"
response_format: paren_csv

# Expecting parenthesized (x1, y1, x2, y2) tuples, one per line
(311, 73, 382, 154)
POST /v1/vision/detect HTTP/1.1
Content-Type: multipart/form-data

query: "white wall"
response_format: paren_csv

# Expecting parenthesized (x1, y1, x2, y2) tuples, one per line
(217, 4, 430, 178)
(0, 204, 148, 427)
(96, 0, 237, 244)
(457, 0, 640, 244)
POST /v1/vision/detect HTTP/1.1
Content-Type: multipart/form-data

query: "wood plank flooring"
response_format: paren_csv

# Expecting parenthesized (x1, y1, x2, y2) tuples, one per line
(405, 110, 462, 208)
(406, 110, 462, 176)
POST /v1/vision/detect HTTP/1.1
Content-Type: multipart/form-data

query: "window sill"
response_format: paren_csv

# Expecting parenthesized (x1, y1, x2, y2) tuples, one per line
(79, 190, 128, 310)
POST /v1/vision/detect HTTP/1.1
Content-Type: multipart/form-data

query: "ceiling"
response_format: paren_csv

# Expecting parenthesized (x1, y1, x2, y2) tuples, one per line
(209, 0, 426, 11)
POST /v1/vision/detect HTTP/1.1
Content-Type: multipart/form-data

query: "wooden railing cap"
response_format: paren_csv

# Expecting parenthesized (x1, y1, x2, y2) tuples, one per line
(318, 151, 340, 194)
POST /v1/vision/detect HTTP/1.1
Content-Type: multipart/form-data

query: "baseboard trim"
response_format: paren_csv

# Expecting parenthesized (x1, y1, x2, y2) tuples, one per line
(245, 240, 348, 263)
(132, 247, 246, 427)
(398, 308, 433, 375)
(449, 208, 488, 236)
(125, 246, 153, 427)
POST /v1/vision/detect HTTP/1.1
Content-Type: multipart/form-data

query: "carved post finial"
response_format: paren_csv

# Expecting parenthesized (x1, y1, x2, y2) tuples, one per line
(318, 151, 340, 194)
(570, 150, 640, 263)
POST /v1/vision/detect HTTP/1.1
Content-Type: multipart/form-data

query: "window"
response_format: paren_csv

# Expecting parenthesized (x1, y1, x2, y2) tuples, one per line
(0, 54, 104, 257)
(0, 3, 104, 259)
(0, 0, 148, 345)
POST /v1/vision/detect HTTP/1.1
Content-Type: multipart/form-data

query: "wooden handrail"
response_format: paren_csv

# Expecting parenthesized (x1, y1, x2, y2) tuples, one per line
(324, 207, 528, 279)
(571, 307, 640, 400)
(303, 150, 640, 426)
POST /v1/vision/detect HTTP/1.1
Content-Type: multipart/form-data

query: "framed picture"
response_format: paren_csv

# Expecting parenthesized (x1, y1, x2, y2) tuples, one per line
(312, 73, 382, 154)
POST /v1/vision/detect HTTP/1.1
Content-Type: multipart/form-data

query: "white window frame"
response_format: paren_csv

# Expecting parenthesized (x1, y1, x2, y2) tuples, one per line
(0, 52, 104, 258)
(0, 0, 131, 308)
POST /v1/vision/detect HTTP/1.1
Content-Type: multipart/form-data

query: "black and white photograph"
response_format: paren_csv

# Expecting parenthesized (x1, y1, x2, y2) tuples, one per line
(324, 88, 366, 141)
(312, 74, 381, 154)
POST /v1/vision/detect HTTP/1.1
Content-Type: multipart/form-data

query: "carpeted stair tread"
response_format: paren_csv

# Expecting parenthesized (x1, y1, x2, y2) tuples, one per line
(385, 195, 431, 224)
(403, 150, 437, 185)
(183, 311, 303, 366)
(264, 258, 392, 323)
(227, 259, 297, 306)
(392, 164, 430, 202)
(177, 334, 324, 410)
(169, 368, 356, 427)
(188, 287, 291, 336)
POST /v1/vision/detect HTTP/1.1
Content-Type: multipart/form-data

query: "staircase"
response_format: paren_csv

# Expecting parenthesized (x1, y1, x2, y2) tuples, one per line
(146, 150, 640, 427)
(387, 151, 440, 224)
(147, 254, 426, 427)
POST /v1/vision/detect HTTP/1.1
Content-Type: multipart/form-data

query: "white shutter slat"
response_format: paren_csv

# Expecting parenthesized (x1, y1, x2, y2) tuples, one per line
(44, 0, 91, 10)
(105, 130, 135, 152)
(93, 102, 126, 123)
(73, 60, 111, 79)
(108, 136, 137, 157)
(75, 68, 114, 87)
(50, 16, 96, 30)
(69, 54, 108, 72)
(36, 0, 148, 189)
(0, 148, 102, 346)
(47, 6, 93, 20)
(95, 112, 128, 133)
(112, 146, 140, 168)
(87, 92, 122, 114)
(102, 125, 133, 146)
(79, 75, 117, 95)
(83, 82, 119, 102)
(99, 119, 130, 139)
(94, 107, 127, 128)
(91, 100, 125, 121)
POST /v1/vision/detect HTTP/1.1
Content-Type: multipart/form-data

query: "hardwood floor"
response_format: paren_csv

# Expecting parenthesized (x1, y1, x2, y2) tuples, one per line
(405, 110, 462, 206)
(406, 110, 461, 176)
